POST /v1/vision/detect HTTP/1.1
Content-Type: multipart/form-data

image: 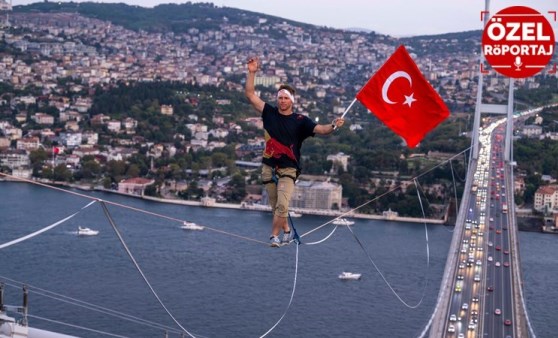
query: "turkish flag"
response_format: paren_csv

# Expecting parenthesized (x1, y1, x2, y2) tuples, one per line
(52, 146, 60, 155)
(356, 45, 450, 148)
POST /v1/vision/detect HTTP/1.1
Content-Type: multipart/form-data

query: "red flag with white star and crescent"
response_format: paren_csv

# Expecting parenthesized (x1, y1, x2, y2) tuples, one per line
(356, 45, 450, 148)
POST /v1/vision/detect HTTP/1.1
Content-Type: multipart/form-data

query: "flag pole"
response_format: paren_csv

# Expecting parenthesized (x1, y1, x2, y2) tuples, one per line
(340, 98, 357, 119)
(333, 98, 357, 130)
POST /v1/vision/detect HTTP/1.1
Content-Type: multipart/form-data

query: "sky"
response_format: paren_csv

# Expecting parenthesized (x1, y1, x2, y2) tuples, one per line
(11, 0, 558, 37)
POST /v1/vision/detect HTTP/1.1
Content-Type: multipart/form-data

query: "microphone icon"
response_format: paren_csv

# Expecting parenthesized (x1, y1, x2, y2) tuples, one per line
(514, 56, 522, 70)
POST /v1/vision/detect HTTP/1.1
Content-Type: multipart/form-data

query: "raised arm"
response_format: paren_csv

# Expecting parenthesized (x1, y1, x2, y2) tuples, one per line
(245, 57, 265, 113)
(314, 117, 345, 135)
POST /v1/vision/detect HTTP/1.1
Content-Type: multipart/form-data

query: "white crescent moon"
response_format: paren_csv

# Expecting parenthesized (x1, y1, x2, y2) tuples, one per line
(381, 71, 412, 105)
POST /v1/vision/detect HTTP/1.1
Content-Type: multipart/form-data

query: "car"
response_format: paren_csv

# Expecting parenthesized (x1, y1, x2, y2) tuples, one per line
(487, 286, 494, 291)
(495, 261, 501, 267)
(459, 263, 465, 269)
(495, 308, 501, 315)
(488, 241, 493, 247)
(468, 321, 476, 330)
(462, 303, 469, 310)
(472, 296, 479, 302)
(448, 324, 456, 332)
(449, 314, 457, 322)
(458, 333, 465, 338)
(455, 282, 462, 292)
(476, 260, 482, 266)
(488, 256, 493, 261)
(503, 261, 510, 267)
(457, 275, 464, 280)
(474, 275, 481, 282)
(504, 250, 510, 255)
(496, 245, 501, 251)
(496, 229, 502, 234)
(504, 319, 512, 326)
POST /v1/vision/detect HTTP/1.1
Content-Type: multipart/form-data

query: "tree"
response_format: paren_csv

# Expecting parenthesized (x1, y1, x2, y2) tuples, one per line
(53, 164, 72, 182)
(225, 173, 246, 202)
(79, 160, 102, 179)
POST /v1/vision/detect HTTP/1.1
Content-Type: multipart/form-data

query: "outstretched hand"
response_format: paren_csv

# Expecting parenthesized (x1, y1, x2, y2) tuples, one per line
(247, 57, 259, 73)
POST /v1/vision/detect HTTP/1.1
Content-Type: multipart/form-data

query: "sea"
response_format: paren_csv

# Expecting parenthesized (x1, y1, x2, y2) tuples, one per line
(0, 181, 555, 338)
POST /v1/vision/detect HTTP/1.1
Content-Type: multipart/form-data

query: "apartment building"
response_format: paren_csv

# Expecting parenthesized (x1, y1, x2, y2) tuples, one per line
(534, 185, 558, 212)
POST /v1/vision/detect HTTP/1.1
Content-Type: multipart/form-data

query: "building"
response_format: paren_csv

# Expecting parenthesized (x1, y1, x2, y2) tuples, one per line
(533, 185, 558, 212)
(160, 104, 174, 116)
(118, 177, 156, 196)
(32, 113, 54, 125)
(16, 137, 40, 151)
(327, 152, 350, 172)
(521, 125, 542, 138)
(262, 177, 342, 210)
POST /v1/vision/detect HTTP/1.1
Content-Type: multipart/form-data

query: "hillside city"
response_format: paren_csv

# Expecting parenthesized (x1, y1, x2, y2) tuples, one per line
(0, 4, 557, 224)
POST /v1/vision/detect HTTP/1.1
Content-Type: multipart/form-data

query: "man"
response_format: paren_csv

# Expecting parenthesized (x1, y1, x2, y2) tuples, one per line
(245, 57, 345, 247)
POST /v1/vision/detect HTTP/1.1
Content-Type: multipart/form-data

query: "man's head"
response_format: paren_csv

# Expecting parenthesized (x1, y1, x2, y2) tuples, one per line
(277, 84, 295, 113)
(278, 84, 296, 96)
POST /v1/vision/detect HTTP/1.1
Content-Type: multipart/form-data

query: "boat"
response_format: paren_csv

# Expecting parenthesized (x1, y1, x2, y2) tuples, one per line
(289, 212, 302, 218)
(338, 272, 362, 280)
(332, 218, 355, 226)
(181, 221, 204, 231)
(77, 226, 99, 236)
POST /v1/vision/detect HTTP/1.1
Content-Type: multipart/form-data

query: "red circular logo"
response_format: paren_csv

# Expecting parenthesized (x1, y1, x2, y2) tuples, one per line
(482, 6, 555, 78)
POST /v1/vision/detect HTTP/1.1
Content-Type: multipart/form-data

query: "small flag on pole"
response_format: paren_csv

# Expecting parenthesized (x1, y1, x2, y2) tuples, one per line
(356, 45, 450, 148)
(52, 146, 60, 155)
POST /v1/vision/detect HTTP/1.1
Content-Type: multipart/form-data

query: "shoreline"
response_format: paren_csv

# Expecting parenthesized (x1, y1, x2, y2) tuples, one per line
(5, 179, 545, 229)
(1, 178, 447, 225)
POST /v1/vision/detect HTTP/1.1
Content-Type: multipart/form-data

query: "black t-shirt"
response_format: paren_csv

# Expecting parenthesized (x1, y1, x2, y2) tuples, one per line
(261, 103, 317, 170)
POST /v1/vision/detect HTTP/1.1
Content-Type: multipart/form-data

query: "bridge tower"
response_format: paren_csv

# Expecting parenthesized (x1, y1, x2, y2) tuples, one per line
(471, 0, 515, 165)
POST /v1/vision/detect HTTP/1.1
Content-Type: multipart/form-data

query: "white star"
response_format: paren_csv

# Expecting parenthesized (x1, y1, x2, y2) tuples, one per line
(403, 93, 417, 107)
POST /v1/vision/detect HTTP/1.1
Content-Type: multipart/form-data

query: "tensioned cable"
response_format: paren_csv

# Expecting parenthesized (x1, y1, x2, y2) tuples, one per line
(0, 173, 267, 246)
(299, 146, 471, 239)
(1, 147, 470, 249)
(0, 277, 183, 335)
(0, 200, 96, 250)
(343, 178, 431, 309)
(99, 201, 196, 338)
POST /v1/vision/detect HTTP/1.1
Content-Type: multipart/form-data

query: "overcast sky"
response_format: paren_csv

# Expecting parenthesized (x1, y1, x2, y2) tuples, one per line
(12, 0, 558, 37)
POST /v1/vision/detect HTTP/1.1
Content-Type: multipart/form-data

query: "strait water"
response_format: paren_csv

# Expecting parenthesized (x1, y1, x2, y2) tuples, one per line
(0, 182, 555, 338)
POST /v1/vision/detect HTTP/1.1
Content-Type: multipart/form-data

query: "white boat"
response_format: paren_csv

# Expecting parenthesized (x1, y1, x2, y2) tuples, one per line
(77, 226, 99, 236)
(289, 212, 302, 218)
(332, 218, 355, 226)
(338, 272, 362, 280)
(181, 221, 204, 231)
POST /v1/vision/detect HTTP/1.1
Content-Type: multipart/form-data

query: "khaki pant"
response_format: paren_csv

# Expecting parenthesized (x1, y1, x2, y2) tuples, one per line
(262, 164, 296, 218)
